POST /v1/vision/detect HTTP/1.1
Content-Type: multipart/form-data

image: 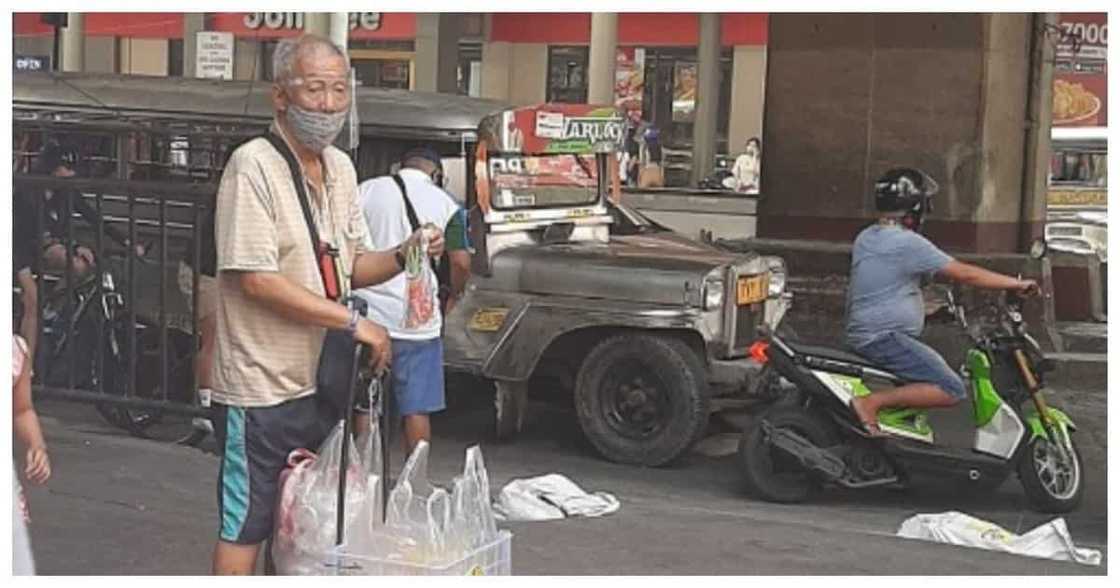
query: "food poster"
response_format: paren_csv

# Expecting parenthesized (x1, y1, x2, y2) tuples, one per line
(1053, 13, 1107, 127)
(615, 47, 646, 115)
(672, 62, 698, 123)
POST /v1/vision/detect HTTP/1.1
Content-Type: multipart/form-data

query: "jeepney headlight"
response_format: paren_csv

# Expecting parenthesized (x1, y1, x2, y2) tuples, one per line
(703, 277, 725, 310)
(765, 257, 786, 298)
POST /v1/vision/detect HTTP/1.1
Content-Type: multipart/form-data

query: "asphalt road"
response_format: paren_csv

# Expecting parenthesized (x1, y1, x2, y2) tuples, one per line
(22, 391, 1107, 575)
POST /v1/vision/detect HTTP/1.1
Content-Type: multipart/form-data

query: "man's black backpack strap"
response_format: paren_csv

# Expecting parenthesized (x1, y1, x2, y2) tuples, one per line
(264, 133, 321, 256)
(261, 132, 359, 417)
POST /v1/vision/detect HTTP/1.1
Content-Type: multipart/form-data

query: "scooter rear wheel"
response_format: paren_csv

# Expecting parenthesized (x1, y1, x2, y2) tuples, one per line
(738, 406, 837, 503)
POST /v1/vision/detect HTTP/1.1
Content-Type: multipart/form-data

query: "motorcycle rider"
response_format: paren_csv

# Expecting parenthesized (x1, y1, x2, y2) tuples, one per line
(846, 168, 1039, 436)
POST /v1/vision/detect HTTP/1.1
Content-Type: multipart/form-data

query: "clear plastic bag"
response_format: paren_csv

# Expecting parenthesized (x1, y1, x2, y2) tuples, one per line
(402, 230, 436, 330)
(349, 442, 501, 567)
(272, 421, 372, 575)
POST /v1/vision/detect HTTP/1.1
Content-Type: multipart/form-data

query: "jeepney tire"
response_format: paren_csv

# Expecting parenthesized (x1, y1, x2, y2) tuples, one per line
(574, 334, 709, 467)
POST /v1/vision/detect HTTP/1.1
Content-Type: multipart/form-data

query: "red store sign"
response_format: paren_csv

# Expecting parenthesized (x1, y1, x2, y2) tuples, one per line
(209, 12, 415, 40)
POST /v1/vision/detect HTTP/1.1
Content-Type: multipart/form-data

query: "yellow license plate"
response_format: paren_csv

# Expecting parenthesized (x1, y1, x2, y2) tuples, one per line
(468, 308, 510, 332)
(737, 274, 768, 305)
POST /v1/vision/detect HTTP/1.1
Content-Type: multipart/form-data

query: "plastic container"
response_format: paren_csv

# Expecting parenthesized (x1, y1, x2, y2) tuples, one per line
(322, 530, 512, 576)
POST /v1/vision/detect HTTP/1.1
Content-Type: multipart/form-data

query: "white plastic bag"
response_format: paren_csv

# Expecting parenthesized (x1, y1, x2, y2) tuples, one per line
(272, 421, 372, 575)
(492, 474, 620, 521)
(896, 511, 1101, 566)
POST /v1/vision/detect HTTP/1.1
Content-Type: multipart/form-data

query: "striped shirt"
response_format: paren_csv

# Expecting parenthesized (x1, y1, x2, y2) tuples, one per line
(211, 124, 371, 407)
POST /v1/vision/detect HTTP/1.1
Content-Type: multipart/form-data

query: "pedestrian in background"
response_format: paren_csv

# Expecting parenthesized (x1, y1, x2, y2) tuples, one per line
(354, 147, 471, 453)
(12, 333, 51, 575)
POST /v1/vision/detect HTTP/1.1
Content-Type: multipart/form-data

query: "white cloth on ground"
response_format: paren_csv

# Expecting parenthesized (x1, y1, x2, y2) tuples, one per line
(492, 474, 620, 521)
(896, 511, 1101, 566)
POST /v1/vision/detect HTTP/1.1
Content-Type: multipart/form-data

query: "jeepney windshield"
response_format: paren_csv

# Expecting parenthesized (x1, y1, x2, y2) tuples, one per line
(489, 153, 601, 209)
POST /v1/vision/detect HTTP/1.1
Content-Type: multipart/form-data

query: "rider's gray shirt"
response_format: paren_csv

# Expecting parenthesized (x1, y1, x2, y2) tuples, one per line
(845, 224, 953, 349)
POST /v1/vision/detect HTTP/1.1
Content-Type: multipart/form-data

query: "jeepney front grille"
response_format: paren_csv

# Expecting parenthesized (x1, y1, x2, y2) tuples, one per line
(734, 303, 764, 350)
(724, 267, 767, 356)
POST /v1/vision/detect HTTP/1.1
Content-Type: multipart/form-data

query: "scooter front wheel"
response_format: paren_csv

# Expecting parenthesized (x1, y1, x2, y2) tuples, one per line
(1018, 433, 1085, 513)
(738, 406, 837, 503)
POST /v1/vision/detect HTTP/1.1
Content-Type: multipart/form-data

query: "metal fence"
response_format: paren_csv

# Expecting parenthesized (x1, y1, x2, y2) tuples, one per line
(13, 172, 217, 435)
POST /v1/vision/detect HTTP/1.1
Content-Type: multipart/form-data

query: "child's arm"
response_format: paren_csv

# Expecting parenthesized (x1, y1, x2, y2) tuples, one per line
(14, 355, 50, 484)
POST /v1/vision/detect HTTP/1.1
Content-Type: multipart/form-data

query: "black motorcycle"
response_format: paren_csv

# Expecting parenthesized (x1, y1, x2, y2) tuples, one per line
(32, 253, 198, 440)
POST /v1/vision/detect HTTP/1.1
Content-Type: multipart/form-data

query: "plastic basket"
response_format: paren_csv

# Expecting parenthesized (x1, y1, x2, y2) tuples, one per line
(322, 530, 512, 576)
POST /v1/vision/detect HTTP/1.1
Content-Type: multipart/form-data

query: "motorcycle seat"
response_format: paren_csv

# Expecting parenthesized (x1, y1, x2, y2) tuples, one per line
(787, 342, 881, 368)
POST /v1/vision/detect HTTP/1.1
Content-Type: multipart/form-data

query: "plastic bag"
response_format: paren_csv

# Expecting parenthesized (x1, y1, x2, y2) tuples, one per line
(402, 230, 436, 330)
(348, 442, 501, 567)
(897, 511, 1101, 566)
(492, 474, 620, 521)
(272, 421, 372, 575)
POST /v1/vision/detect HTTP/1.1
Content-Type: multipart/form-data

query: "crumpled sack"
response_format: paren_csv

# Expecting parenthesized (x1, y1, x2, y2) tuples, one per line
(492, 474, 620, 521)
(896, 511, 1101, 566)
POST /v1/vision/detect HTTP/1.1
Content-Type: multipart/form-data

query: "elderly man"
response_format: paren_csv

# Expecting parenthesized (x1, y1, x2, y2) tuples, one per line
(210, 34, 443, 575)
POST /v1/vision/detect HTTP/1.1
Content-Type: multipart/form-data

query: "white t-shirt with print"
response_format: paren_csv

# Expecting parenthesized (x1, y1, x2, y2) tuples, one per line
(355, 168, 460, 340)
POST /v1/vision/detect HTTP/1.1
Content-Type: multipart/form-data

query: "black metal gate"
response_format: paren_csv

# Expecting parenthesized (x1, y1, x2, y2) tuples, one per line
(12, 117, 246, 439)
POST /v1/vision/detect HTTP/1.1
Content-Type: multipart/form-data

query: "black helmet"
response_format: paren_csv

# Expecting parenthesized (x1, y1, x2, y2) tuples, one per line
(874, 167, 938, 228)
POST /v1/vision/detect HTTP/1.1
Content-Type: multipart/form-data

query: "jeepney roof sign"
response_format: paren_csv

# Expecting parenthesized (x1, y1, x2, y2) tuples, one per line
(480, 104, 624, 155)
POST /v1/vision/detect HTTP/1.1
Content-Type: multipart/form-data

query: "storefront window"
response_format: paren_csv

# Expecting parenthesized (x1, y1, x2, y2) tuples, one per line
(458, 42, 482, 97)
(547, 46, 589, 103)
(1051, 149, 1107, 187)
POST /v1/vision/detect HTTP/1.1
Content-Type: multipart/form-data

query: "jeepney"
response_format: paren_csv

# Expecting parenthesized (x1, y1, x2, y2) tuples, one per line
(13, 75, 786, 466)
(444, 104, 788, 466)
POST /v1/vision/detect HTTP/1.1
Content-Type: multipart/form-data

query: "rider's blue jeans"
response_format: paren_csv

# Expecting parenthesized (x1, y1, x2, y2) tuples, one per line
(854, 331, 967, 401)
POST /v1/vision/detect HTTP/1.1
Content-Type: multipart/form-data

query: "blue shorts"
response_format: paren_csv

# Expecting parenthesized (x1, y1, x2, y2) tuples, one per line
(854, 332, 967, 401)
(390, 338, 446, 416)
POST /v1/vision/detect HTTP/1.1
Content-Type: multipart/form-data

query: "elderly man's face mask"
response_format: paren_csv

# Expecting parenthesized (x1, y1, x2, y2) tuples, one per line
(281, 72, 351, 153)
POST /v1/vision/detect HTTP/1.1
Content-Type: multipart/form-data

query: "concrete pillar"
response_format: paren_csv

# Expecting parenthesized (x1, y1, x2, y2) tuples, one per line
(756, 14, 1034, 253)
(60, 12, 84, 72)
(415, 13, 463, 93)
(1018, 13, 1058, 250)
(82, 37, 116, 74)
(690, 13, 721, 186)
(481, 41, 512, 101)
(233, 39, 262, 81)
(728, 45, 767, 158)
(182, 13, 205, 78)
(329, 13, 349, 52)
(303, 13, 330, 37)
(508, 44, 548, 105)
(587, 13, 618, 104)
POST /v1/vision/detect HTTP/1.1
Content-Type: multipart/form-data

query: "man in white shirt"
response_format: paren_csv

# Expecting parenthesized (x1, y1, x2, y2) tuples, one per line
(356, 147, 470, 452)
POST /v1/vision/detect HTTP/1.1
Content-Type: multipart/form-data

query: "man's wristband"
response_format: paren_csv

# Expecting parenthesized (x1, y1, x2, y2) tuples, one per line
(346, 308, 361, 337)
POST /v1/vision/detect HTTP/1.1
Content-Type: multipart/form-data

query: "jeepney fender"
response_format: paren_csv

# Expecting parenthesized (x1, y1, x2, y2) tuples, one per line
(447, 291, 712, 383)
